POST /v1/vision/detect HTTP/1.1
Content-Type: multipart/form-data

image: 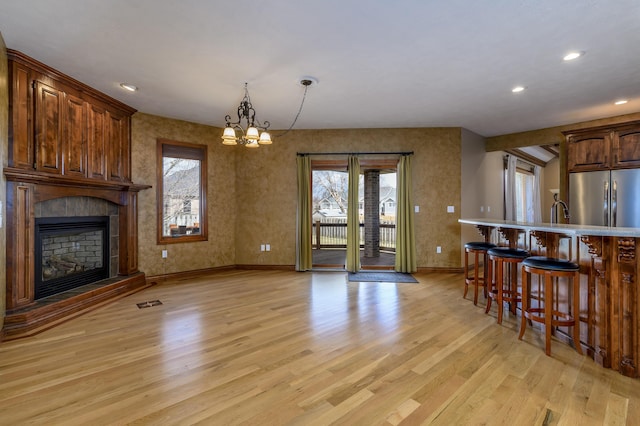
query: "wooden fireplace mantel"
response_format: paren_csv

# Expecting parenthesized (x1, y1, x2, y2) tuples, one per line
(2, 50, 151, 340)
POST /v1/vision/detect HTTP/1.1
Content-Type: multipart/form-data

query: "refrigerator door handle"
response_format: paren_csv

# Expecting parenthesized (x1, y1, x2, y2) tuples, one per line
(612, 180, 617, 227)
(604, 180, 609, 226)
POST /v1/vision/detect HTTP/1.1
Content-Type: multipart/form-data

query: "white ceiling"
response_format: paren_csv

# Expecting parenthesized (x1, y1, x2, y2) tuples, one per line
(1, 0, 639, 137)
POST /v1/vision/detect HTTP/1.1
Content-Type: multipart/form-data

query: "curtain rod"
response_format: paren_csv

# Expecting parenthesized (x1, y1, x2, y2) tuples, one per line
(297, 151, 413, 157)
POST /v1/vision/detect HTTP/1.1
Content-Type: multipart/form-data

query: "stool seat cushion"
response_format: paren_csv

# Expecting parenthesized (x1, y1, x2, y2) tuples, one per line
(465, 242, 497, 250)
(523, 256, 579, 271)
(487, 247, 529, 259)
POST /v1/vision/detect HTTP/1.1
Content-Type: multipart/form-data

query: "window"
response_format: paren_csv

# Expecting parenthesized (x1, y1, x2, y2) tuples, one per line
(157, 139, 207, 243)
(515, 169, 535, 222)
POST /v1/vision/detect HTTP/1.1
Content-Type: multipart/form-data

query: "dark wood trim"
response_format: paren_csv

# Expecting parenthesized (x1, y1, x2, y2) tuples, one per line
(4, 167, 151, 193)
(7, 49, 136, 115)
(236, 264, 297, 271)
(145, 265, 236, 285)
(156, 139, 208, 244)
(2, 273, 150, 341)
(417, 266, 464, 273)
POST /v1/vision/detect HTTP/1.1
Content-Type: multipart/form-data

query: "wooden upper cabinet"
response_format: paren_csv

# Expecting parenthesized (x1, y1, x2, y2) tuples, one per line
(612, 127, 640, 168)
(87, 103, 107, 180)
(107, 110, 130, 181)
(63, 92, 87, 177)
(8, 61, 34, 169)
(565, 121, 640, 172)
(35, 81, 64, 174)
(6, 50, 136, 183)
(566, 130, 611, 172)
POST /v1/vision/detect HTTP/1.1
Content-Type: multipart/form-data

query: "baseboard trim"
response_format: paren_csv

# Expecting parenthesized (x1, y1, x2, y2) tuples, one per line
(417, 266, 464, 273)
(147, 264, 460, 284)
(145, 265, 237, 285)
(236, 264, 296, 271)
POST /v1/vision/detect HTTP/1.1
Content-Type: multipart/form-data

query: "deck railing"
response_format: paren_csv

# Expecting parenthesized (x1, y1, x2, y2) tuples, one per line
(312, 221, 396, 251)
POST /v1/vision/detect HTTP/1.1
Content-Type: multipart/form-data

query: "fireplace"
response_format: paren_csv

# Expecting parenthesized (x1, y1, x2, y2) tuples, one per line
(34, 216, 110, 300)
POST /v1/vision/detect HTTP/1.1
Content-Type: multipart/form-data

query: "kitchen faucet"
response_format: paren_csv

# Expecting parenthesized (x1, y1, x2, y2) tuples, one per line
(550, 193, 570, 224)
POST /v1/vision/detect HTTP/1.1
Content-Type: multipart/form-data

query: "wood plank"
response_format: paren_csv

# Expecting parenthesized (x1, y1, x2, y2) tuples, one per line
(0, 269, 638, 424)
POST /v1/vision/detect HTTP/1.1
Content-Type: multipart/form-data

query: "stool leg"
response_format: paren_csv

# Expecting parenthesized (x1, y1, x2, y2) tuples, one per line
(485, 256, 493, 314)
(463, 249, 470, 300)
(473, 251, 480, 305)
(509, 263, 518, 315)
(482, 252, 489, 299)
(572, 270, 583, 355)
(496, 260, 504, 324)
(518, 265, 528, 341)
(544, 272, 552, 356)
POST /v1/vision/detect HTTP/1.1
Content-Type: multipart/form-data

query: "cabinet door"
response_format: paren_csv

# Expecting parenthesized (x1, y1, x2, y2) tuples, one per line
(9, 61, 34, 169)
(35, 81, 63, 174)
(87, 103, 107, 180)
(567, 130, 611, 172)
(63, 93, 87, 177)
(612, 127, 640, 168)
(106, 110, 130, 181)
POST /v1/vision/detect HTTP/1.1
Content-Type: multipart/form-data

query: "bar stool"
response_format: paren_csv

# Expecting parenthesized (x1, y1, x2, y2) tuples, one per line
(485, 247, 529, 324)
(518, 256, 583, 356)
(464, 242, 497, 305)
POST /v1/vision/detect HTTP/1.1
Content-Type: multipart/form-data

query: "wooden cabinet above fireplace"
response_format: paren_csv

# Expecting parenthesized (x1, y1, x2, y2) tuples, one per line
(8, 49, 135, 183)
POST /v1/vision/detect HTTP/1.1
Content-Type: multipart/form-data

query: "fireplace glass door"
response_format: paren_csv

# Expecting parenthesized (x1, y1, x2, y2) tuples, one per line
(35, 216, 110, 299)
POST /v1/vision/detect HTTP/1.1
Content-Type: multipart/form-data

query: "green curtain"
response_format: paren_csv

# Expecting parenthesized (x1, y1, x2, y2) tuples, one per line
(395, 155, 417, 273)
(296, 155, 313, 271)
(346, 155, 361, 272)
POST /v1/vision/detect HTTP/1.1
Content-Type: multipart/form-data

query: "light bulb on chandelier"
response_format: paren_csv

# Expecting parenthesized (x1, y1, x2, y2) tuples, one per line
(221, 77, 316, 147)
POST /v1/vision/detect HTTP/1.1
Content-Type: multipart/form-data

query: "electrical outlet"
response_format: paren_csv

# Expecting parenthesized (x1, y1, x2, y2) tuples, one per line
(480, 206, 484, 213)
(447, 205, 454, 213)
(414, 205, 420, 213)
(266, 244, 271, 251)
(260, 244, 266, 252)
(436, 246, 442, 253)
(162, 250, 168, 258)
(487, 206, 491, 212)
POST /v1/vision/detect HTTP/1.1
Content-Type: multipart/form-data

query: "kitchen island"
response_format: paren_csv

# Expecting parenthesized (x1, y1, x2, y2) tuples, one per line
(460, 218, 640, 378)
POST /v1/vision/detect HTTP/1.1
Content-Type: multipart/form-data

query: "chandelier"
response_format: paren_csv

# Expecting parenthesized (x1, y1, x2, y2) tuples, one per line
(222, 79, 314, 148)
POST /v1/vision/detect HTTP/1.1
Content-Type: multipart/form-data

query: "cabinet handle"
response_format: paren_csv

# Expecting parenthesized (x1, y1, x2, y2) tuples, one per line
(612, 180, 617, 227)
(604, 180, 609, 226)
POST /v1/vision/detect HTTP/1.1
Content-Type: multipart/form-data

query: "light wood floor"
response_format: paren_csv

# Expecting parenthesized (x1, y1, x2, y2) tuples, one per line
(1, 270, 638, 425)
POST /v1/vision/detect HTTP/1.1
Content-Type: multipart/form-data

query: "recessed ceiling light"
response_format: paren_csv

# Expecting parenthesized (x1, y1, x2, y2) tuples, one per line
(563, 51, 584, 61)
(120, 83, 138, 92)
(615, 99, 628, 105)
(512, 86, 525, 93)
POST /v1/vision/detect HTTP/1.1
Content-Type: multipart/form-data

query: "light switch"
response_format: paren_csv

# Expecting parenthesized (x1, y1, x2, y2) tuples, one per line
(414, 205, 420, 213)
(447, 205, 455, 213)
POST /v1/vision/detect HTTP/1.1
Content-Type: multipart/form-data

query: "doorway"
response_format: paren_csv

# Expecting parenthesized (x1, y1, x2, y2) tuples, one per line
(311, 161, 396, 270)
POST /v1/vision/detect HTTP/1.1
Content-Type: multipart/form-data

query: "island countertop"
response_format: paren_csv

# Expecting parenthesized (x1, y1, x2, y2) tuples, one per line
(459, 218, 640, 238)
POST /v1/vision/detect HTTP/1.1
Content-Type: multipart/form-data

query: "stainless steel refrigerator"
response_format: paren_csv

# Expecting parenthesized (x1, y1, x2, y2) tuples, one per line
(569, 169, 640, 227)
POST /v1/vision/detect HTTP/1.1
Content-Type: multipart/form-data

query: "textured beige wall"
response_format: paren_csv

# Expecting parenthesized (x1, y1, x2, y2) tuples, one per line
(233, 127, 462, 269)
(461, 128, 487, 258)
(132, 113, 236, 276)
(132, 117, 462, 274)
(0, 34, 7, 329)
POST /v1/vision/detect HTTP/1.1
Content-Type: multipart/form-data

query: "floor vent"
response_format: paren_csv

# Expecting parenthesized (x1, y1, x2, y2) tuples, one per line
(137, 300, 163, 309)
